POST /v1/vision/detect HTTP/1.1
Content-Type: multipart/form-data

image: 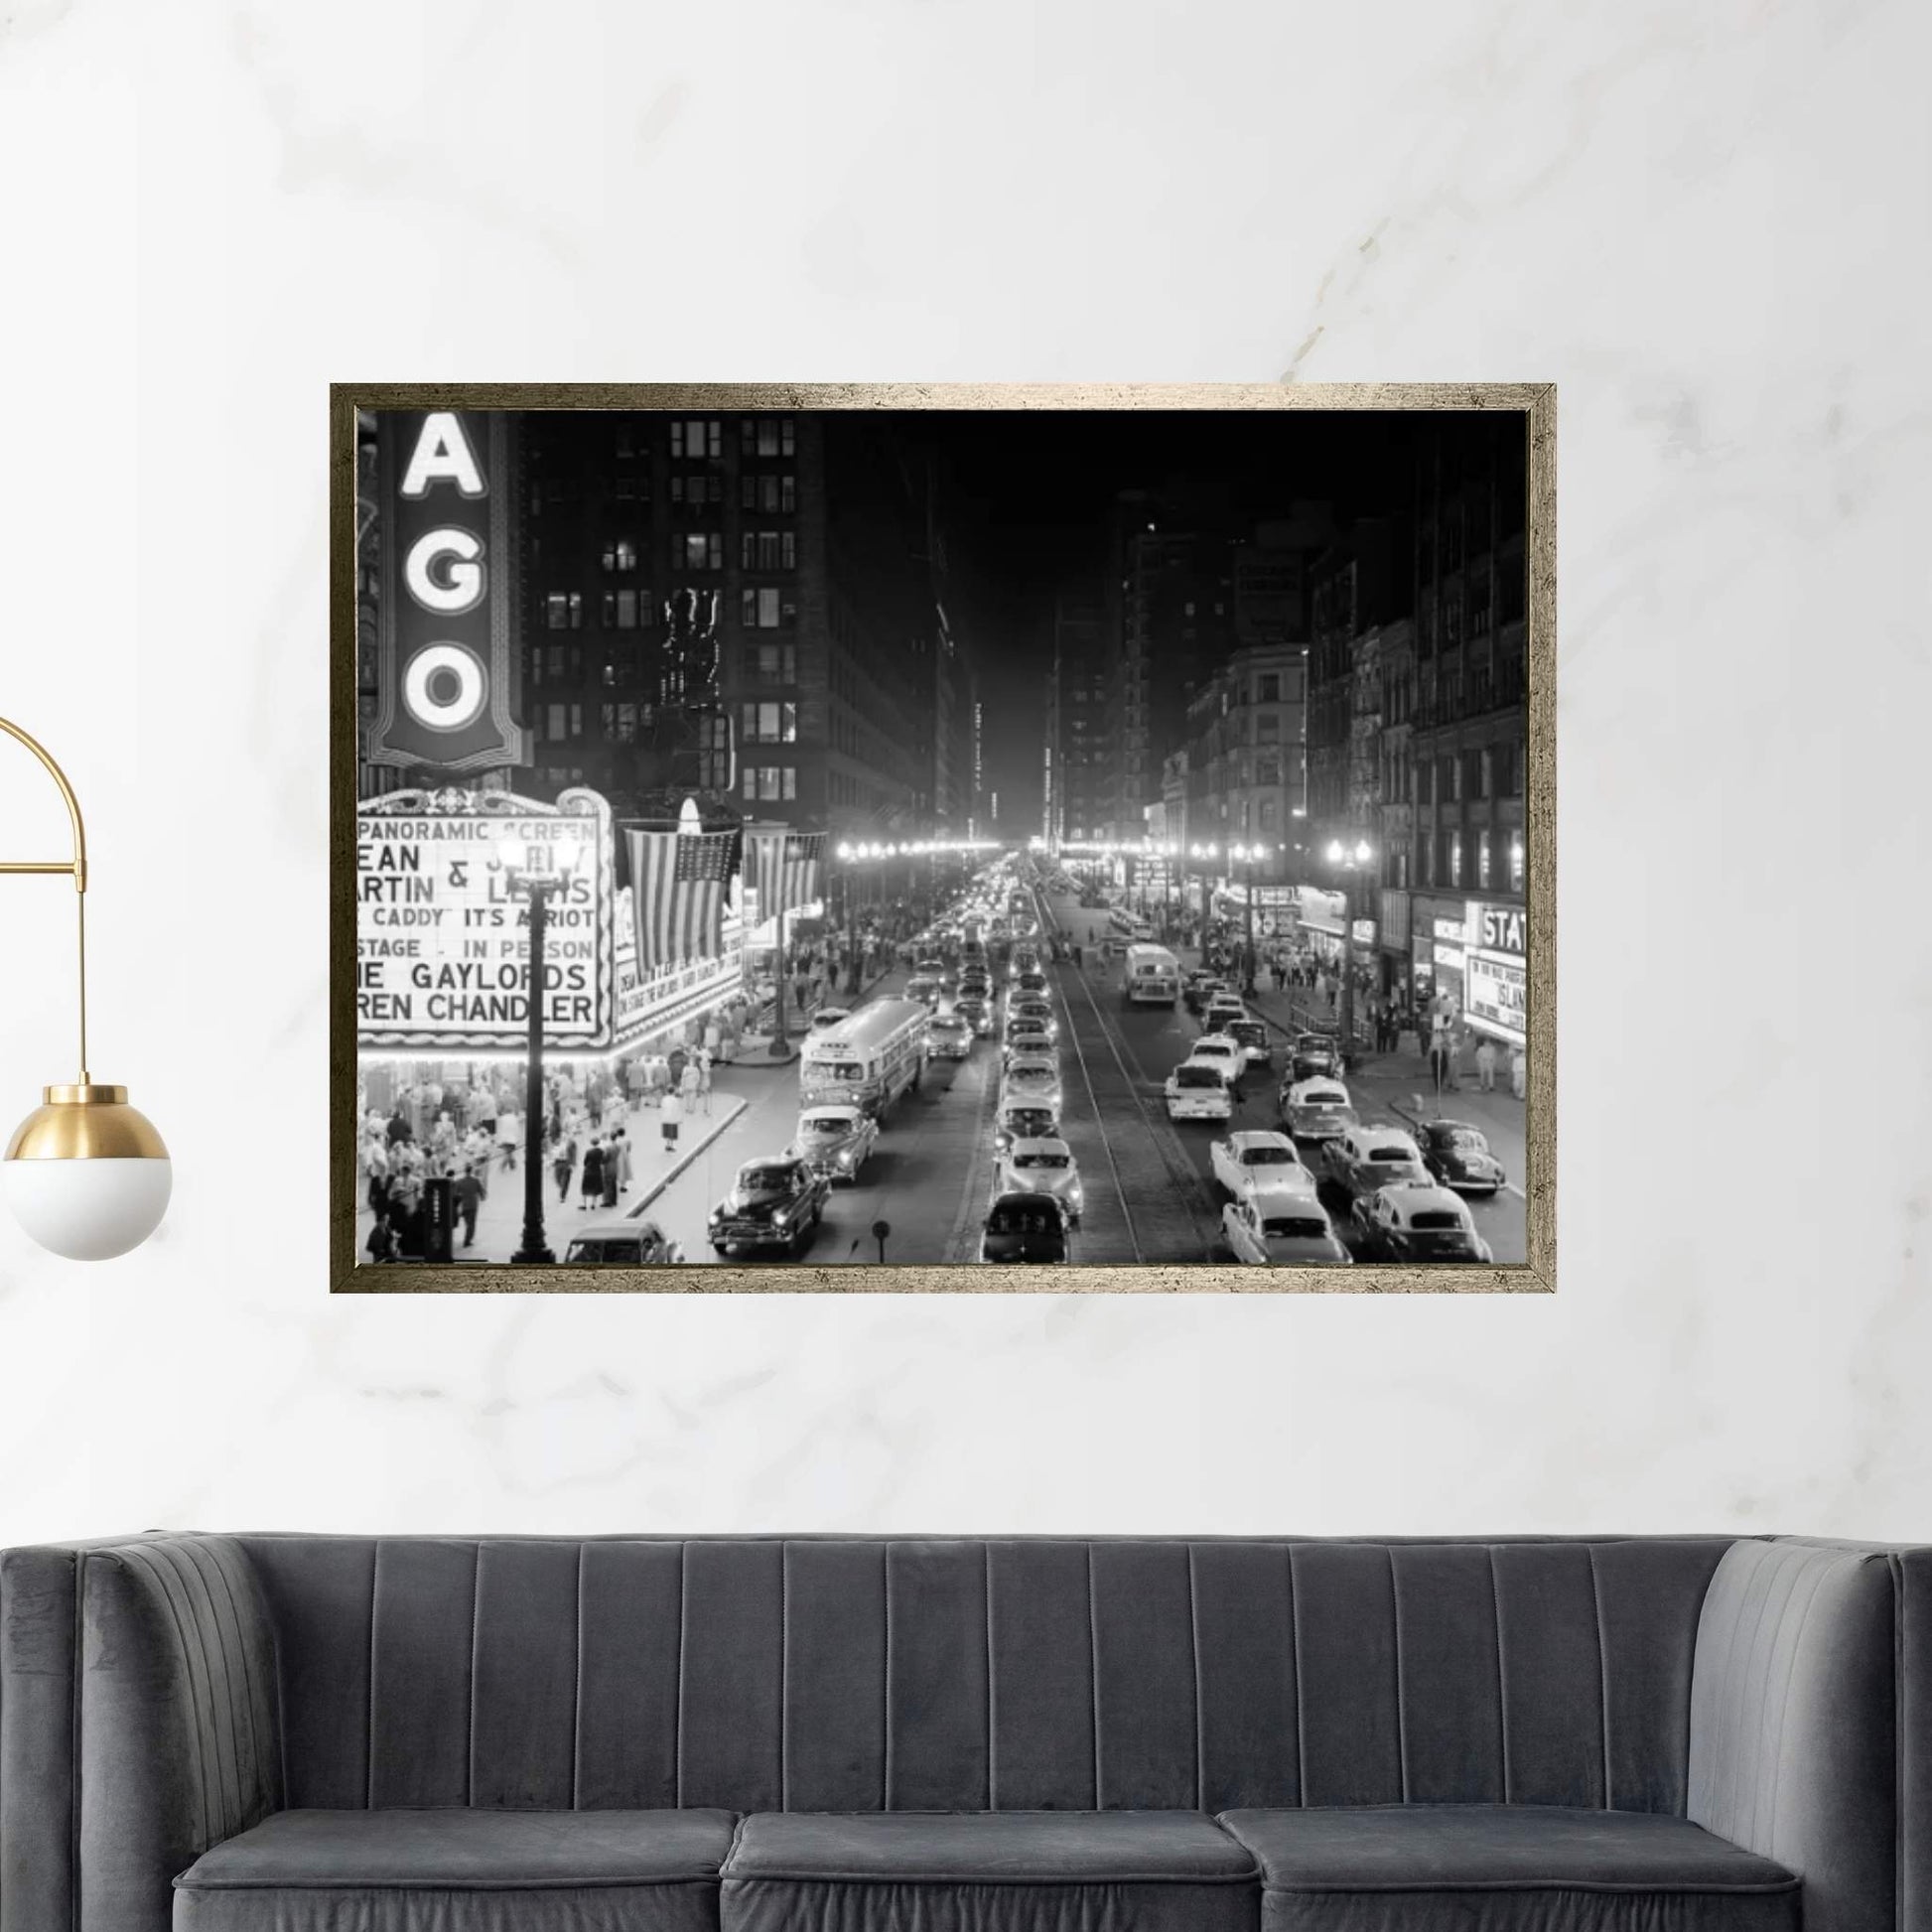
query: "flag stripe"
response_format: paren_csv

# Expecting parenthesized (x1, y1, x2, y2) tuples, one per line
(627, 828, 737, 970)
(746, 829, 825, 924)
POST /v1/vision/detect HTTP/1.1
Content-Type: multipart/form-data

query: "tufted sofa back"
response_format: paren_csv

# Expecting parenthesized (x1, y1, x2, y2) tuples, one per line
(237, 1535, 1729, 1818)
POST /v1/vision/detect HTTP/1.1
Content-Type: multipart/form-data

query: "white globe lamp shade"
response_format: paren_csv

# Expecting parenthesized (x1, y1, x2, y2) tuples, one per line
(4, 1085, 172, 1260)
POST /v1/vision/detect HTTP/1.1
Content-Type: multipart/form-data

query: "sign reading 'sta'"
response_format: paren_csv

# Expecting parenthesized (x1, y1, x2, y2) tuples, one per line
(367, 410, 529, 772)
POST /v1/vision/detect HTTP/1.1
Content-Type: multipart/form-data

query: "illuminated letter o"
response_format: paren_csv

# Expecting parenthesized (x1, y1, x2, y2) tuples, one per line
(402, 643, 488, 734)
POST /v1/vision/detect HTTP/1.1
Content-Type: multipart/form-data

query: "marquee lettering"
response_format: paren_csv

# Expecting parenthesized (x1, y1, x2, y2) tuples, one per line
(399, 412, 486, 498)
(404, 527, 485, 614)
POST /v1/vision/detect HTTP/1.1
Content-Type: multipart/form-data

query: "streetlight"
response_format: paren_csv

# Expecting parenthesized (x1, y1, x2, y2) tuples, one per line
(1322, 837, 1374, 1055)
(1228, 843, 1273, 986)
(498, 825, 588, 1265)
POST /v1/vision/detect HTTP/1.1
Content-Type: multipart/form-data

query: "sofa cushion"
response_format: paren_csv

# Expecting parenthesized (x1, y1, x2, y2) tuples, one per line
(722, 1811, 1258, 1932)
(173, 1806, 736, 1932)
(1218, 1806, 1801, 1932)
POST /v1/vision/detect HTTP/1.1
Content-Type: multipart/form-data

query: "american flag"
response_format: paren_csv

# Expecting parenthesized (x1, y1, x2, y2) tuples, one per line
(627, 828, 738, 970)
(744, 829, 825, 924)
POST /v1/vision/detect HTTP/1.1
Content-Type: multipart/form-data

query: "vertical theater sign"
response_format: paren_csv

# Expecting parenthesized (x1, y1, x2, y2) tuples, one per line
(355, 409, 742, 1065)
(1462, 899, 1527, 1047)
(368, 410, 527, 772)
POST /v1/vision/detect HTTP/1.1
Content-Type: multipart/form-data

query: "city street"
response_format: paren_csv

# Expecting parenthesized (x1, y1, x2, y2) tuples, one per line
(513, 883, 1527, 1271)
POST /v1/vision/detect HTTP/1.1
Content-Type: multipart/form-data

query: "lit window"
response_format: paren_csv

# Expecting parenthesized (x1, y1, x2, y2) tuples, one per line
(616, 590, 637, 628)
(1509, 835, 1525, 894)
(1476, 831, 1491, 889)
(669, 418, 721, 460)
(545, 594, 569, 630)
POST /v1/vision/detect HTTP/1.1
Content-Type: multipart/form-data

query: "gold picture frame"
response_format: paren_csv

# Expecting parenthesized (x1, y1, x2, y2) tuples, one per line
(331, 382, 1555, 1295)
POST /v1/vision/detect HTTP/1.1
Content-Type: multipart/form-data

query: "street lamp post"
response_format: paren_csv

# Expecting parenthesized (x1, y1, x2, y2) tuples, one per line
(499, 830, 588, 1266)
(1323, 838, 1374, 1055)
(1229, 843, 1272, 990)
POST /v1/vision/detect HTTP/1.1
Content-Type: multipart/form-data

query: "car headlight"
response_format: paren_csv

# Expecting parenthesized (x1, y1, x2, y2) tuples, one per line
(772, 1209, 790, 1227)
(836, 1150, 853, 1168)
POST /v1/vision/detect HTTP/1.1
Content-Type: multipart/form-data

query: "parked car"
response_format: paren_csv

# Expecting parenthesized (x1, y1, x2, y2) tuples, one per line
(980, 1190, 1072, 1264)
(707, 1158, 831, 1257)
(1415, 1119, 1508, 1197)
(1318, 1123, 1431, 1204)
(1279, 1076, 1358, 1143)
(993, 1100, 1060, 1154)
(1290, 1032, 1343, 1081)
(563, 1218, 683, 1266)
(994, 1137, 1085, 1224)
(784, 1105, 880, 1183)
(1166, 1060, 1233, 1122)
(1350, 1181, 1494, 1264)
(808, 1005, 852, 1035)
(1210, 1130, 1314, 1201)
(1221, 1196, 1352, 1267)
(1226, 1017, 1272, 1067)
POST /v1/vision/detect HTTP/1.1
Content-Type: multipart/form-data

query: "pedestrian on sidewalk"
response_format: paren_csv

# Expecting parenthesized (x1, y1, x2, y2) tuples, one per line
(454, 1166, 483, 1249)
(579, 1138, 606, 1212)
(1510, 1046, 1527, 1100)
(611, 1128, 633, 1196)
(551, 1134, 576, 1204)
(661, 1090, 683, 1154)
(696, 1048, 715, 1115)
(601, 1132, 622, 1209)
(1475, 1037, 1499, 1092)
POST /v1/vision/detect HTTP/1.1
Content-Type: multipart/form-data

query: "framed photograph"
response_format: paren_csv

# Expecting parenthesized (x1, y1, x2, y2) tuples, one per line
(331, 384, 1553, 1294)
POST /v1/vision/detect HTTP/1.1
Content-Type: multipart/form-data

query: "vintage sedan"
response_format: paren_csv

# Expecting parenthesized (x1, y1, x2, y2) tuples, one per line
(1202, 995, 1248, 1035)
(784, 1105, 881, 1184)
(1165, 1060, 1233, 1122)
(1012, 969, 1050, 998)
(957, 972, 992, 1002)
(1289, 1032, 1343, 1081)
(926, 1012, 974, 1060)
(1317, 1124, 1431, 1205)
(1350, 1181, 1494, 1264)
(563, 1218, 683, 1266)
(1415, 1119, 1508, 1197)
(1002, 1014, 1056, 1060)
(994, 1137, 1085, 1224)
(904, 975, 943, 1007)
(980, 1190, 1071, 1264)
(1210, 1130, 1314, 1201)
(1001, 1053, 1064, 1115)
(1185, 1035, 1248, 1094)
(954, 994, 995, 1037)
(1226, 1017, 1272, 1067)
(1183, 972, 1231, 1016)
(1279, 1076, 1358, 1144)
(1221, 1196, 1352, 1267)
(993, 1100, 1061, 1155)
(707, 1158, 831, 1257)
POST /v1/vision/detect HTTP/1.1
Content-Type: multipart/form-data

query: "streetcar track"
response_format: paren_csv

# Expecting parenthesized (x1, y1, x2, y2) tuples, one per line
(1035, 890, 1218, 1263)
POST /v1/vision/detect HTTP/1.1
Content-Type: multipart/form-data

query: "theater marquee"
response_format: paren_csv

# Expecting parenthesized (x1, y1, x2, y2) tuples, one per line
(355, 789, 613, 1051)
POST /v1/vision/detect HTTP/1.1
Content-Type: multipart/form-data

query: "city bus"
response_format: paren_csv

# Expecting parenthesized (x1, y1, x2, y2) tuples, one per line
(1123, 942, 1180, 1007)
(799, 999, 930, 1121)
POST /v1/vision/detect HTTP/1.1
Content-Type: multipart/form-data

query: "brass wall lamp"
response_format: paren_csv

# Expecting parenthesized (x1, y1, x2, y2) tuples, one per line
(1, 718, 171, 1259)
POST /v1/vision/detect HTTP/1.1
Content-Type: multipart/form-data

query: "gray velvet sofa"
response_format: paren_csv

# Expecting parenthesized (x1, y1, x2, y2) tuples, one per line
(0, 1534, 1924, 1932)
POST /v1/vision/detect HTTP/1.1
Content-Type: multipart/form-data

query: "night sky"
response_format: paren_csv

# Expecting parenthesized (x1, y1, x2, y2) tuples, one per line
(881, 410, 1433, 832)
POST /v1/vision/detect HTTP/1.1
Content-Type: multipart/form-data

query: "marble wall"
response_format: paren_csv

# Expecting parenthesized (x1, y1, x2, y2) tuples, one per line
(1, 0, 1926, 1544)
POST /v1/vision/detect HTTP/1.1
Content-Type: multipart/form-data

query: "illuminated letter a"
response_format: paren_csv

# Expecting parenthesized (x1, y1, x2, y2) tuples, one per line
(400, 412, 486, 498)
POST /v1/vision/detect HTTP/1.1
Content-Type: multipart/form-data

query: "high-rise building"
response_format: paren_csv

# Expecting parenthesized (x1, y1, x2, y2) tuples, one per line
(506, 410, 950, 842)
(1044, 595, 1107, 848)
(1181, 643, 1310, 877)
(1100, 496, 1235, 840)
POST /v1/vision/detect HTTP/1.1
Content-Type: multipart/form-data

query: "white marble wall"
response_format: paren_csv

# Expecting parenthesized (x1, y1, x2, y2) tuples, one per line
(1, 0, 1926, 1545)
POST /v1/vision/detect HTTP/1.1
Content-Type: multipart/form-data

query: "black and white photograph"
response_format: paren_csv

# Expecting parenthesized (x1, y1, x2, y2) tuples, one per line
(339, 387, 1547, 1288)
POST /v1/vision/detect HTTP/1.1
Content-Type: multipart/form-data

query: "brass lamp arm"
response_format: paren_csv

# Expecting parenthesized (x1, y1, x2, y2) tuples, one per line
(0, 717, 91, 1082)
